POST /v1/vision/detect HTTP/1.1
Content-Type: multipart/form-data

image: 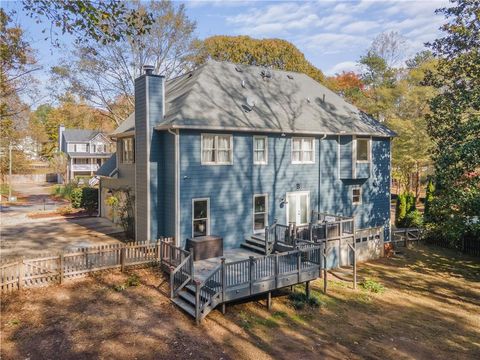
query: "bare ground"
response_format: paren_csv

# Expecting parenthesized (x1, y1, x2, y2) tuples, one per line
(1, 245, 479, 360)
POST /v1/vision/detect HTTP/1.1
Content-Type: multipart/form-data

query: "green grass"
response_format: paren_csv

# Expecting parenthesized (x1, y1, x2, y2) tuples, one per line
(0, 183, 11, 196)
(360, 278, 386, 294)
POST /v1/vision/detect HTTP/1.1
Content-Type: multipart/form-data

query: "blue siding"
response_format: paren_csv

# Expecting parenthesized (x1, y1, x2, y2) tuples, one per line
(356, 162, 370, 179)
(177, 131, 391, 249)
(339, 136, 353, 179)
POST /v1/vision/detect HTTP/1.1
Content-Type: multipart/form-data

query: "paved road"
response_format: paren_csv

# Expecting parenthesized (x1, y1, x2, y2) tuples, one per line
(1, 182, 124, 260)
(0, 182, 66, 226)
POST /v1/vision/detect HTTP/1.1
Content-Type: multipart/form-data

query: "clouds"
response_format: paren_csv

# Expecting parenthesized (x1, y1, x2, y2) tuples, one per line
(189, 0, 449, 74)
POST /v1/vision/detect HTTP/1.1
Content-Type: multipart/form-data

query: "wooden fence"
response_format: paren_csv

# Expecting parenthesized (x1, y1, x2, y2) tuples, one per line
(0, 238, 174, 294)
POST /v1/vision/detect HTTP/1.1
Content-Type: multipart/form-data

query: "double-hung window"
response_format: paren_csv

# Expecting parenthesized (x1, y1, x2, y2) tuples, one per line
(253, 136, 268, 164)
(201, 134, 233, 165)
(122, 138, 134, 164)
(292, 137, 315, 164)
(356, 138, 370, 162)
(253, 194, 268, 232)
(192, 198, 209, 237)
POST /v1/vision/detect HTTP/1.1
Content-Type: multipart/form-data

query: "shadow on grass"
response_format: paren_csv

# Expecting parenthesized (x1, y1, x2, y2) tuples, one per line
(1, 246, 479, 360)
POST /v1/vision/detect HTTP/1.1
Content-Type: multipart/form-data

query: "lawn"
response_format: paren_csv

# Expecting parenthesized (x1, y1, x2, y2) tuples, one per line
(1, 245, 479, 360)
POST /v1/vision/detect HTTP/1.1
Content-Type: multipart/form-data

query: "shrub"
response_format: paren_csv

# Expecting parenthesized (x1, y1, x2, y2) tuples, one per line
(81, 187, 98, 215)
(424, 178, 435, 221)
(288, 291, 321, 310)
(395, 193, 407, 227)
(57, 206, 75, 215)
(360, 279, 386, 293)
(405, 192, 416, 213)
(70, 187, 83, 208)
(403, 210, 423, 228)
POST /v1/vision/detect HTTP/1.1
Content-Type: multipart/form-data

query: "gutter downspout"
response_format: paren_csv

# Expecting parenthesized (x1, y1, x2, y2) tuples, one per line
(168, 128, 180, 246)
(318, 134, 327, 215)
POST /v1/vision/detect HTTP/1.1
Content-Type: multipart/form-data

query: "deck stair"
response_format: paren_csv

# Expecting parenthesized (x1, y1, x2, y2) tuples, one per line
(240, 234, 268, 254)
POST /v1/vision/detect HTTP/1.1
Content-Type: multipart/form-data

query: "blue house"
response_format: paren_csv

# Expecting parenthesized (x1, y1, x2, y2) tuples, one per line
(99, 60, 394, 258)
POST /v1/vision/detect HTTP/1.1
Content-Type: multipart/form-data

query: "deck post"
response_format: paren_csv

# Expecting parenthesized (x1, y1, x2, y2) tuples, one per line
(267, 291, 272, 310)
(195, 281, 201, 324)
(264, 226, 269, 255)
(190, 248, 195, 280)
(323, 244, 328, 294)
(353, 248, 357, 290)
(305, 281, 310, 298)
(274, 253, 279, 288)
(221, 257, 226, 303)
(297, 247, 301, 283)
(249, 256, 255, 295)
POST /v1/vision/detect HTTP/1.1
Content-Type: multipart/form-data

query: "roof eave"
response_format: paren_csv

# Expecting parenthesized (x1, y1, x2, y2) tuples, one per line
(154, 124, 394, 138)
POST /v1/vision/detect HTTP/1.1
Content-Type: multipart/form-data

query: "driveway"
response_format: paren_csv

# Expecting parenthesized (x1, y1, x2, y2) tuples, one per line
(1, 217, 124, 260)
(0, 182, 67, 226)
(1, 182, 124, 260)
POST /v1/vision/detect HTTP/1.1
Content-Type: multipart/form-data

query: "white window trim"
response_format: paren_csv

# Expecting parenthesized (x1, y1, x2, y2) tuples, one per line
(291, 137, 315, 164)
(253, 136, 268, 165)
(253, 194, 268, 233)
(352, 186, 362, 205)
(354, 136, 371, 163)
(285, 191, 310, 225)
(192, 198, 210, 238)
(201, 133, 233, 165)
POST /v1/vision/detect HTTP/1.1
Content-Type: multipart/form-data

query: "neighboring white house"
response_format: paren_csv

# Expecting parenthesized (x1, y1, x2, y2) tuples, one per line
(58, 125, 115, 182)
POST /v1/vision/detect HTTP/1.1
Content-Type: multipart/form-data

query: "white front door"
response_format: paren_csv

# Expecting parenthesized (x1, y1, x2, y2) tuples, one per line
(286, 192, 310, 225)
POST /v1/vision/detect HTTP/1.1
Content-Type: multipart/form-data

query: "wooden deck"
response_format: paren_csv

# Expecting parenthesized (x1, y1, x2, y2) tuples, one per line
(194, 248, 261, 282)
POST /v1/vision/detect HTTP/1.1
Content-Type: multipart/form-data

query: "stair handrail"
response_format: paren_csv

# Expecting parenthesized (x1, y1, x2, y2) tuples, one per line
(264, 219, 278, 255)
(167, 244, 194, 298)
(195, 263, 223, 322)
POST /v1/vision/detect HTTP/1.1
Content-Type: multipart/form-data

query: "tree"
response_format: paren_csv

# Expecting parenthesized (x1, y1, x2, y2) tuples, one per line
(0, 9, 38, 178)
(22, 0, 153, 46)
(327, 71, 366, 106)
(193, 35, 325, 84)
(49, 152, 68, 183)
(370, 31, 406, 67)
(29, 96, 113, 158)
(424, 177, 435, 221)
(423, 0, 480, 242)
(50, 0, 197, 125)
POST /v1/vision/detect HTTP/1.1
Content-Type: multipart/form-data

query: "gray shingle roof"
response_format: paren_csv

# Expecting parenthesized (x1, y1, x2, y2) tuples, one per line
(96, 153, 117, 176)
(113, 60, 395, 137)
(63, 129, 104, 142)
(110, 113, 135, 136)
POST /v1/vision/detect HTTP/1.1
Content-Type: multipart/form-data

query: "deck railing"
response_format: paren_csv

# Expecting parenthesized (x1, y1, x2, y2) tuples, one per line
(193, 245, 322, 322)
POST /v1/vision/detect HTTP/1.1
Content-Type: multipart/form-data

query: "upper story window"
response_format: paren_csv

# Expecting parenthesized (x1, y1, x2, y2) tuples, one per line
(201, 134, 233, 165)
(292, 137, 315, 164)
(121, 137, 134, 164)
(92, 144, 106, 153)
(356, 138, 370, 162)
(67, 143, 88, 152)
(253, 136, 268, 164)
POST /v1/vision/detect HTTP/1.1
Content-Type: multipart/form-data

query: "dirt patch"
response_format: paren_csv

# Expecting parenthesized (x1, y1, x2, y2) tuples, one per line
(1, 246, 479, 360)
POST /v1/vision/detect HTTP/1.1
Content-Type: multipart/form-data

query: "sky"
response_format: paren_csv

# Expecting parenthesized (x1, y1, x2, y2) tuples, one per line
(4, 0, 449, 105)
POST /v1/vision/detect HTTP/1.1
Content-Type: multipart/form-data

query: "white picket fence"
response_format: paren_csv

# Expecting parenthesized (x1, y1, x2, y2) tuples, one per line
(0, 238, 174, 294)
